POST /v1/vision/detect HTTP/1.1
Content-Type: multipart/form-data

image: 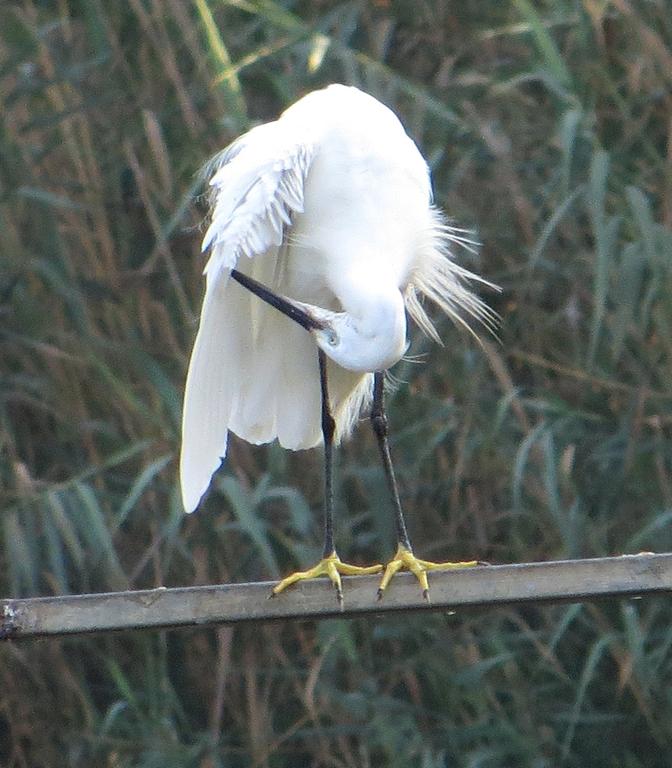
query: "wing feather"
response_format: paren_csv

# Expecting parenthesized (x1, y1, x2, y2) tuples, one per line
(202, 122, 314, 284)
(180, 276, 251, 513)
(181, 122, 316, 512)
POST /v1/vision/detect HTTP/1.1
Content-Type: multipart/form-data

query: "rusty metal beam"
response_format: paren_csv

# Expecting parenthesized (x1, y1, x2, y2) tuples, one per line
(1, 553, 670, 640)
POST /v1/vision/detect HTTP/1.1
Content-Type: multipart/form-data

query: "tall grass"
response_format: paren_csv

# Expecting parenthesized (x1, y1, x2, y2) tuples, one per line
(1, 0, 672, 765)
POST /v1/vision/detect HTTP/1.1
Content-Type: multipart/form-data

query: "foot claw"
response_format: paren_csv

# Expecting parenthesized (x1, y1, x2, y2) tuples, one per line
(377, 544, 481, 599)
(272, 552, 382, 604)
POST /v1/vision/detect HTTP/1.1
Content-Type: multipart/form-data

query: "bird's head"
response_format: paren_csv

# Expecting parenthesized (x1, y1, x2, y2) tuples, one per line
(301, 297, 408, 374)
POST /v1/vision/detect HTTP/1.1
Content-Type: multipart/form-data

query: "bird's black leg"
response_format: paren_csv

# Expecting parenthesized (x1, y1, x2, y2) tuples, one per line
(370, 372, 413, 552)
(269, 342, 382, 604)
(372, 371, 482, 601)
(318, 349, 336, 560)
(240, 267, 384, 606)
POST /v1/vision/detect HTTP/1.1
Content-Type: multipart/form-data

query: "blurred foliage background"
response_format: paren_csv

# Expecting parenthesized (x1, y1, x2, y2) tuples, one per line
(2, 0, 672, 765)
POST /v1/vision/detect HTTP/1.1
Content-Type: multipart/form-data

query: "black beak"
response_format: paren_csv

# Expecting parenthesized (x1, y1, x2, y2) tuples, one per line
(230, 268, 325, 333)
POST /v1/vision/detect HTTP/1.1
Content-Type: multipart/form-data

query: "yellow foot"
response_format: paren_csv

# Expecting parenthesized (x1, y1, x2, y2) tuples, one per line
(377, 544, 481, 602)
(271, 552, 383, 607)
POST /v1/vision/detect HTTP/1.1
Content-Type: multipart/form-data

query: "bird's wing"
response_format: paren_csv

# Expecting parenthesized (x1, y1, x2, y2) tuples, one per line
(180, 123, 315, 513)
(200, 121, 314, 285)
(180, 277, 241, 513)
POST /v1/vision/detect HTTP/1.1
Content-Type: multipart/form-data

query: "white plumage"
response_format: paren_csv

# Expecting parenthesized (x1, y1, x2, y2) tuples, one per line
(180, 84, 494, 515)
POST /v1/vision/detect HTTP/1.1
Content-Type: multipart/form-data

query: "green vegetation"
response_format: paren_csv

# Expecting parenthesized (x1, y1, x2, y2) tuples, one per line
(2, 0, 672, 765)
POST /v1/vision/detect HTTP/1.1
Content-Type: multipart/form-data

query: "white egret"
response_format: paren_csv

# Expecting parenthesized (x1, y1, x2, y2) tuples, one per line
(180, 84, 496, 604)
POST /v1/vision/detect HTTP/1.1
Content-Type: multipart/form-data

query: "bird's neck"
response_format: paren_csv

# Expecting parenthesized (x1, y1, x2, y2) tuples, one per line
(331, 276, 408, 372)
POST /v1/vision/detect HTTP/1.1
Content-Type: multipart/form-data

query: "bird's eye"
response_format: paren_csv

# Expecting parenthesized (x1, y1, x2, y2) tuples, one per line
(327, 331, 338, 346)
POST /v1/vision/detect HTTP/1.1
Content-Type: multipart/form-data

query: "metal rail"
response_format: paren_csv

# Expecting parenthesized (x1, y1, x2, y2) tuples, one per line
(1, 553, 670, 639)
